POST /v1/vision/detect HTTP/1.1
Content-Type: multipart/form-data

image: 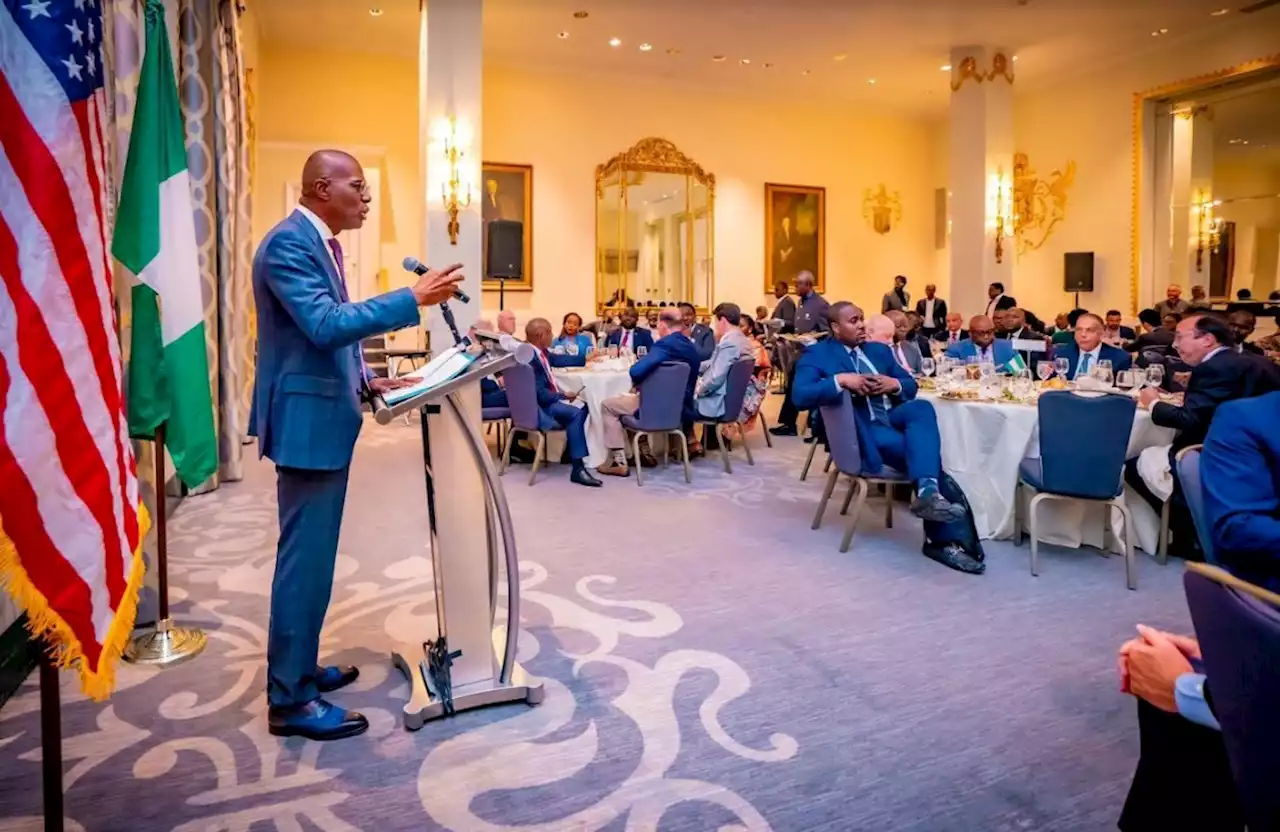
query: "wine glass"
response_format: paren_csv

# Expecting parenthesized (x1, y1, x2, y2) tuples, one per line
(1036, 361, 1052, 382)
(1145, 364, 1165, 389)
(920, 357, 935, 378)
(1095, 364, 1114, 386)
(979, 360, 996, 380)
(1116, 370, 1135, 391)
(636, 346, 648, 359)
(608, 345, 620, 360)
(1054, 356, 1070, 378)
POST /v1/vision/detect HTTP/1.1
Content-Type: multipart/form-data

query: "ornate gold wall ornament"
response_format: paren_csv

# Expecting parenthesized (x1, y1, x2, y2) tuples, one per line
(595, 137, 716, 198)
(950, 52, 1015, 92)
(1013, 152, 1076, 257)
(1173, 104, 1212, 120)
(862, 184, 902, 235)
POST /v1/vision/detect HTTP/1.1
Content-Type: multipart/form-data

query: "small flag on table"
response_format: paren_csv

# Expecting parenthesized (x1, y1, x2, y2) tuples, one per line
(1005, 353, 1028, 374)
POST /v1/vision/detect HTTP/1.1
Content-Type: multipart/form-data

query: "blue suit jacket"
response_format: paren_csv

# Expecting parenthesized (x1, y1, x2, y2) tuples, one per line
(944, 338, 1017, 367)
(792, 339, 918, 474)
(1052, 342, 1133, 380)
(689, 324, 716, 362)
(605, 326, 655, 353)
(1201, 392, 1280, 594)
(249, 210, 419, 470)
(529, 351, 572, 431)
(630, 332, 702, 422)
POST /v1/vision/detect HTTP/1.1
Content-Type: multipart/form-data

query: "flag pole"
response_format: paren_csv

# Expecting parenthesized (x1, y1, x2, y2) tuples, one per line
(39, 653, 63, 832)
(123, 424, 207, 666)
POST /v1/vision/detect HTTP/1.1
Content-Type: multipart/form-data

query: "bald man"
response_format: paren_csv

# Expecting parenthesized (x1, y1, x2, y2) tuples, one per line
(865, 314, 896, 345)
(497, 310, 516, 336)
(944, 315, 1016, 366)
(251, 149, 463, 741)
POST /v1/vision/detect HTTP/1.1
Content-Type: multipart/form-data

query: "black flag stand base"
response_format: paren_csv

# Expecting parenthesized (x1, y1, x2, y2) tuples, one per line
(40, 653, 63, 832)
(123, 424, 206, 667)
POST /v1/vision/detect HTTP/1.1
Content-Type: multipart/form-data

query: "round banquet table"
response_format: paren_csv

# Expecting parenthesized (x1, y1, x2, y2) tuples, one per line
(924, 393, 1176, 553)
(551, 365, 634, 468)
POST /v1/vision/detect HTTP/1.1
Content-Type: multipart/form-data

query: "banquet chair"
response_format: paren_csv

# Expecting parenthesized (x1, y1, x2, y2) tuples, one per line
(482, 401, 511, 464)
(1175, 445, 1215, 562)
(814, 395, 910, 553)
(619, 362, 692, 487)
(1183, 562, 1280, 832)
(695, 360, 756, 474)
(499, 362, 565, 486)
(1015, 391, 1139, 589)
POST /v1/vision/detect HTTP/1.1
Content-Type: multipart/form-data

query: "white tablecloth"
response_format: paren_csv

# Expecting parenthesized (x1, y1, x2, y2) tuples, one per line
(927, 394, 1175, 553)
(552, 367, 633, 467)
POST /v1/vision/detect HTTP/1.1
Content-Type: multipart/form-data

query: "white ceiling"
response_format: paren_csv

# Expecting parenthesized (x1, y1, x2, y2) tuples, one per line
(251, 0, 1279, 116)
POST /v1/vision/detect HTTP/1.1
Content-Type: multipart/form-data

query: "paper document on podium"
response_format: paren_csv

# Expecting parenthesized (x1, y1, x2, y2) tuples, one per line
(381, 346, 477, 406)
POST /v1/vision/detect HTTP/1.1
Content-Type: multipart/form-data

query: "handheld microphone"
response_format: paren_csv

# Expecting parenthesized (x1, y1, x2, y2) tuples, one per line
(402, 256, 470, 304)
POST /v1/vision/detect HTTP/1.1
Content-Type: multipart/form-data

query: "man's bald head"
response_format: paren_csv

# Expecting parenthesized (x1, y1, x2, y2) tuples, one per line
(525, 317, 553, 349)
(298, 149, 369, 234)
(865, 314, 895, 345)
(497, 310, 516, 335)
(968, 315, 996, 348)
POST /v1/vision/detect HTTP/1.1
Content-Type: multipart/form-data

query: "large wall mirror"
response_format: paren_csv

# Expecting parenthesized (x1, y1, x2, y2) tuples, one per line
(595, 138, 715, 316)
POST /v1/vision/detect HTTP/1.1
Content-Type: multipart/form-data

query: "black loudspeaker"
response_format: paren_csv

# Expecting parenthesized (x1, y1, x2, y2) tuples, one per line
(1064, 252, 1094, 293)
(485, 219, 523, 279)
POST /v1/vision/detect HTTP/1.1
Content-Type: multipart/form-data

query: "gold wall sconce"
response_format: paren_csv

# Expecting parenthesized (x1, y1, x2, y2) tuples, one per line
(434, 116, 473, 245)
(1192, 193, 1223, 272)
(989, 166, 1015, 264)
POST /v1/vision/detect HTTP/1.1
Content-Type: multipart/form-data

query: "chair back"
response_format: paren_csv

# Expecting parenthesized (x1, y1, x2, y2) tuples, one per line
(1175, 447, 1215, 561)
(1036, 391, 1136, 500)
(501, 363, 542, 432)
(716, 359, 756, 424)
(1184, 565, 1280, 832)
(818, 395, 866, 477)
(633, 362, 690, 431)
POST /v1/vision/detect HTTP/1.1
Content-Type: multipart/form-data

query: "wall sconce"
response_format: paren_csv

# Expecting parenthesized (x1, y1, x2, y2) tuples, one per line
(989, 166, 1014, 264)
(434, 116, 473, 245)
(1192, 193, 1223, 272)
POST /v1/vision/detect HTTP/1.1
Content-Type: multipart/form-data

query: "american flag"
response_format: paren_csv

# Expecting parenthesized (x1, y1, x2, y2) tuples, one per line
(0, 0, 146, 700)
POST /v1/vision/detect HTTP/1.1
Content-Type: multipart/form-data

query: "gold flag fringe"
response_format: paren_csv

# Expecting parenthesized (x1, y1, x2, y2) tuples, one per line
(0, 503, 151, 701)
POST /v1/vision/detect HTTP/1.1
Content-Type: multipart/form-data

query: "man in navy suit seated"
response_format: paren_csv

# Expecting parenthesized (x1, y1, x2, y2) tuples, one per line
(597, 307, 702, 477)
(471, 319, 508, 409)
(251, 150, 464, 741)
(604, 307, 655, 353)
(1052, 312, 1133, 380)
(792, 301, 966, 525)
(681, 301, 717, 362)
(524, 318, 602, 487)
(944, 315, 1017, 367)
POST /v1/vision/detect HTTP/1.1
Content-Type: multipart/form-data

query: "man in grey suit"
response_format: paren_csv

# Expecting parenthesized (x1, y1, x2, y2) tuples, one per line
(251, 150, 463, 741)
(696, 303, 750, 419)
(881, 275, 910, 313)
(886, 310, 923, 374)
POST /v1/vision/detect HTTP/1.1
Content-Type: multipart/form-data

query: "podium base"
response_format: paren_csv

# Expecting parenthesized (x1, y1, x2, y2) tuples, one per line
(391, 629, 544, 731)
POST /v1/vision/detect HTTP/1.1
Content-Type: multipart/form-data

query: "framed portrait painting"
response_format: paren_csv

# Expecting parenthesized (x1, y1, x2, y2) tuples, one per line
(481, 162, 533, 291)
(764, 183, 825, 294)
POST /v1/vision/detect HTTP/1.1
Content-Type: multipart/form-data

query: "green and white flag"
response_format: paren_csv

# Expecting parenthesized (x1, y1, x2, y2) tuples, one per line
(112, 0, 216, 489)
(1004, 353, 1028, 374)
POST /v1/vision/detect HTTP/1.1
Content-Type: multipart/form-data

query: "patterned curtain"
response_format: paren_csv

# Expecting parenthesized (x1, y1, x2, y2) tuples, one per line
(102, 0, 253, 620)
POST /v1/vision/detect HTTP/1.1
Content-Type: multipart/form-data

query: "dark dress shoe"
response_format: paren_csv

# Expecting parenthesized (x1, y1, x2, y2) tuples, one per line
(315, 665, 359, 694)
(923, 543, 986, 575)
(570, 466, 602, 487)
(508, 444, 536, 464)
(909, 490, 967, 523)
(268, 698, 369, 741)
(769, 424, 798, 437)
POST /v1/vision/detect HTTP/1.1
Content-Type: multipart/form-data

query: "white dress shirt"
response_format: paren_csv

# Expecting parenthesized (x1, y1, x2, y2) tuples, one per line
(1075, 346, 1101, 377)
(923, 298, 935, 325)
(985, 294, 1005, 317)
(296, 204, 343, 277)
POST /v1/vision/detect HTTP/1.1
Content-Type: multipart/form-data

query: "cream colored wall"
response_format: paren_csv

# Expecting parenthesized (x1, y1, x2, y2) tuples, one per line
(1011, 16, 1280, 319)
(484, 66, 938, 323)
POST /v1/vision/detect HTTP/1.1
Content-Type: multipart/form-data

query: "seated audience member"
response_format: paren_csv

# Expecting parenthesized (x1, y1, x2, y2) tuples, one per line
(497, 309, 517, 336)
(1053, 313, 1132, 380)
(1188, 284, 1211, 311)
(792, 302, 965, 526)
(1047, 312, 1071, 336)
(471, 319, 508, 409)
(1128, 308, 1174, 355)
(524, 318, 601, 488)
(680, 301, 717, 362)
(1003, 307, 1051, 365)
(604, 307, 655, 353)
(945, 315, 1016, 367)
(645, 308, 660, 330)
(885, 310, 923, 374)
(931, 311, 967, 345)
(549, 312, 594, 368)
(865, 314, 895, 346)
(596, 308, 702, 477)
(695, 303, 750, 421)
(904, 310, 934, 357)
(1202, 392, 1280, 593)
(1226, 309, 1263, 356)
(992, 308, 1009, 338)
(1116, 625, 1247, 831)
(1104, 309, 1137, 345)
(1051, 308, 1088, 346)
(727, 315, 771, 438)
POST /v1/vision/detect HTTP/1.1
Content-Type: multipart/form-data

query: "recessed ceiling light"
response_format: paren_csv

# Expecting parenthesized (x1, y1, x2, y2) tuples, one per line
(740, 58, 751, 65)
(1229, 137, 1244, 144)
(712, 54, 726, 62)
(833, 54, 847, 62)
(639, 43, 653, 52)
(940, 64, 951, 71)
(558, 31, 569, 39)
(609, 37, 622, 47)
(868, 78, 877, 85)
(667, 47, 681, 55)
(368, 7, 383, 16)
(1210, 7, 1230, 15)
(573, 10, 588, 18)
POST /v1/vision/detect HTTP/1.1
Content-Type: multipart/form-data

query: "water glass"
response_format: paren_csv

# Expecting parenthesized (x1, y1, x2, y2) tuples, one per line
(1145, 364, 1165, 389)
(608, 345, 620, 360)
(1013, 369, 1034, 400)
(979, 361, 996, 380)
(920, 357, 935, 378)
(1036, 361, 1053, 382)
(1054, 357, 1070, 378)
(1094, 365, 1114, 386)
(636, 346, 648, 359)
(567, 342, 579, 357)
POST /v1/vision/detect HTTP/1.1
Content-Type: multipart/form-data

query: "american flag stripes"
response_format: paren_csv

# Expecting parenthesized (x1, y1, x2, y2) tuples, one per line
(0, 0, 147, 700)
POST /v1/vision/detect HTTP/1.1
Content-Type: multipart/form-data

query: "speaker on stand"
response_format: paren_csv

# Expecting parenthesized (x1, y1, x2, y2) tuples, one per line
(486, 219, 524, 312)
(1064, 252, 1094, 310)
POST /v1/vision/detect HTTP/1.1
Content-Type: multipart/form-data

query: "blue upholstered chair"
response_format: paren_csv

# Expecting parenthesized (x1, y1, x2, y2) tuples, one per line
(1175, 445, 1215, 562)
(1015, 391, 1139, 589)
(619, 362, 692, 487)
(695, 360, 757, 474)
(1183, 563, 1280, 831)
(482, 404, 511, 463)
(815, 395, 911, 553)
(499, 362, 562, 486)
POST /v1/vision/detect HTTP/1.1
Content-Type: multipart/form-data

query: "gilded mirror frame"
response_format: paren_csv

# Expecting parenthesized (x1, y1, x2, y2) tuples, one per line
(594, 137, 716, 317)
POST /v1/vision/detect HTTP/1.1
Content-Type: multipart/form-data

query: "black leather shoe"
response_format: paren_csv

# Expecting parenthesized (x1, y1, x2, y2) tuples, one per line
(268, 698, 369, 741)
(570, 466, 602, 487)
(315, 665, 359, 694)
(508, 444, 536, 464)
(769, 424, 798, 437)
(923, 543, 986, 575)
(910, 490, 967, 523)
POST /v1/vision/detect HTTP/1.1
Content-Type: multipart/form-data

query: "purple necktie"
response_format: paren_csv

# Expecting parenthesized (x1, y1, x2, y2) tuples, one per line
(325, 237, 370, 388)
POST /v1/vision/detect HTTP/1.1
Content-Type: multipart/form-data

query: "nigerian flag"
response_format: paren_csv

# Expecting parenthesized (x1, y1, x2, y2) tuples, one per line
(112, 0, 217, 489)
(1005, 353, 1028, 374)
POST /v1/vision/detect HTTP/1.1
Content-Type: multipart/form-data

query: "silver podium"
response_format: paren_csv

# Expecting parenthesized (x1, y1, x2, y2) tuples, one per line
(372, 337, 544, 730)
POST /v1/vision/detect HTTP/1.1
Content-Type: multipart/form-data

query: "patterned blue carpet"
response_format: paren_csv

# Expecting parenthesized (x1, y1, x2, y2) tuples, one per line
(0, 406, 1193, 831)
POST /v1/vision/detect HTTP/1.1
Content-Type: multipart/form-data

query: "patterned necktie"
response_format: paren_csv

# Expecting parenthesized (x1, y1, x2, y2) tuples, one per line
(540, 350, 559, 393)
(325, 237, 369, 389)
(853, 347, 889, 423)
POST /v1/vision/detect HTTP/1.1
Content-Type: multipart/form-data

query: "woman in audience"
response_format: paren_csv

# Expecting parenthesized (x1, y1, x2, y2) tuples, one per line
(724, 315, 771, 441)
(549, 312, 593, 367)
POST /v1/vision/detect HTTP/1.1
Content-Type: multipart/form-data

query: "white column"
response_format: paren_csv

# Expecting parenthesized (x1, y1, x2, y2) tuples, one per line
(419, 0, 491, 687)
(1169, 107, 1215, 291)
(948, 46, 1014, 321)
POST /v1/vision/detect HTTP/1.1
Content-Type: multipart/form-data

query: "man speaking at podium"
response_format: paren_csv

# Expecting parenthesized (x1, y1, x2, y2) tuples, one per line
(250, 150, 463, 741)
